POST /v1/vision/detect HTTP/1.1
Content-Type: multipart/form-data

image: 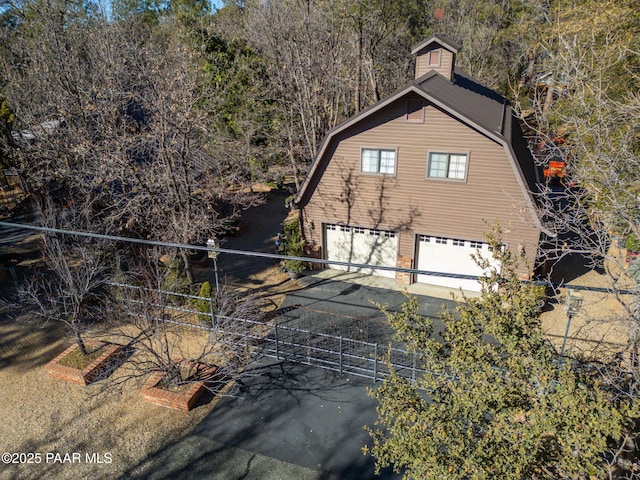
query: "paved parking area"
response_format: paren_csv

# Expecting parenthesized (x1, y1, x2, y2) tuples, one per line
(194, 358, 401, 480)
(121, 357, 401, 480)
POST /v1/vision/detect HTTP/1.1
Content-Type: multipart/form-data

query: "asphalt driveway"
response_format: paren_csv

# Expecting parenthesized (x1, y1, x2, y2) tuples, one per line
(125, 191, 459, 480)
(188, 276, 453, 480)
(194, 358, 400, 480)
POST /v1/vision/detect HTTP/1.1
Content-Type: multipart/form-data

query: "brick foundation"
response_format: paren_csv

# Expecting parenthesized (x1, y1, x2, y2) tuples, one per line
(396, 256, 413, 285)
(140, 363, 218, 411)
(304, 243, 323, 270)
(45, 341, 123, 385)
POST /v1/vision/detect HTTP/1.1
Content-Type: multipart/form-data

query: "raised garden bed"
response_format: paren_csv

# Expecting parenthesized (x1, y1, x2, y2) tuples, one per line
(45, 341, 124, 385)
(140, 362, 219, 411)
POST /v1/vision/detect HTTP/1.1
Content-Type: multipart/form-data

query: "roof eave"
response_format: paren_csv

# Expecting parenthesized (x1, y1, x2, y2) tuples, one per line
(411, 34, 462, 56)
(295, 83, 428, 205)
(296, 83, 550, 238)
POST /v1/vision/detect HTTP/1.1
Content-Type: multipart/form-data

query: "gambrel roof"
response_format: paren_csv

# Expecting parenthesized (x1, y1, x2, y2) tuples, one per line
(296, 68, 544, 229)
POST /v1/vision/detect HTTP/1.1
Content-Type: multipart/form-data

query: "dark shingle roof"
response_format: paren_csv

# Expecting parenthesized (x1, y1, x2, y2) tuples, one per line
(411, 34, 462, 55)
(415, 69, 540, 192)
(417, 69, 507, 138)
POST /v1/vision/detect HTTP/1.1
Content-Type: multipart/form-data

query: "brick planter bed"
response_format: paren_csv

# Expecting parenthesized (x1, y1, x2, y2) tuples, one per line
(45, 341, 123, 385)
(141, 363, 219, 411)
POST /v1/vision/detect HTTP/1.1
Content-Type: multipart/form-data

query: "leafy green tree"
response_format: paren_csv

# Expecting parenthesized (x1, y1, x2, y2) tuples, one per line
(111, 0, 164, 22)
(366, 229, 625, 479)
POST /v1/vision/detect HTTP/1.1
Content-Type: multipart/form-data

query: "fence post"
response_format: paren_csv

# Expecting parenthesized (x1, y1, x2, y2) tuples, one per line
(339, 336, 343, 374)
(242, 318, 249, 352)
(138, 286, 145, 318)
(373, 343, 378, 383)
(275, 321, 279, 360)
(208, 297, 215, 329)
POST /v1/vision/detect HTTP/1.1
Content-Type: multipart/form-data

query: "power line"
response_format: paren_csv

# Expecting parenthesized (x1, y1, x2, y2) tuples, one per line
(0, 220, 637, 296)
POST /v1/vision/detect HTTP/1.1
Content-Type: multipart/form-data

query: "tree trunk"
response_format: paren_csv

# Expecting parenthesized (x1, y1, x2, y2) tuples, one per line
(542, 85, 555, 116)
(286, 126, 301, 192)
(180, 249, 195, 286)
(76, 331, 88, 356)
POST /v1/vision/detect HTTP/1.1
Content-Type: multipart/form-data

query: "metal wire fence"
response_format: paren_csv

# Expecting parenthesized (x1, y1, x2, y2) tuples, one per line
(108, 282, 423, 383)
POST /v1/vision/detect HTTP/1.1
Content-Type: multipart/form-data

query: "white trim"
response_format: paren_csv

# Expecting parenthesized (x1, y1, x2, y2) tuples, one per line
(295, 83, 550, 236)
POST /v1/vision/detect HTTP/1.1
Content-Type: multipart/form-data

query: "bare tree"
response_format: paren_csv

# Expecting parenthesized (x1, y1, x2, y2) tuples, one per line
(244, 0, 357, 169)
(102, 246, 264, 394)
(18, 234, 107, 355)
(513, 2, 640, 367)
(1, 4, 262, 286)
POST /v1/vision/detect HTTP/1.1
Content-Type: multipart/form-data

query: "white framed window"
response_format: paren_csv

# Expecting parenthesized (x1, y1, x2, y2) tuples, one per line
(469, 240, 483, 249)
(428, 152, 468, 180)
(361, 148, 396, 175)
(435, 237, 447, 245)
(452, 239, 465, 247)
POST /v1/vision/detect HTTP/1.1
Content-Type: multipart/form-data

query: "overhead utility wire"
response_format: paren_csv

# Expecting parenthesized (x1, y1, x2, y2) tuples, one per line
(0, 220, 637, 296)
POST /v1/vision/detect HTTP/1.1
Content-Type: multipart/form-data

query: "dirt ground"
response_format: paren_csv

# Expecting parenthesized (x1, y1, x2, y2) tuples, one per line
(538, 246, 636, 362)
(0, 311, 219, 480)
(0, 201, 297, 480)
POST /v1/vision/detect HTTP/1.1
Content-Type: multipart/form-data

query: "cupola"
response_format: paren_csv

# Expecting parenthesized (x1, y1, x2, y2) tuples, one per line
(411, 34, 462, 81)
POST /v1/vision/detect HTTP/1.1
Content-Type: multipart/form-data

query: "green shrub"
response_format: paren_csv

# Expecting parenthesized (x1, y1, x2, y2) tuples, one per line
(283, 220, 305, 273)
(626, 234, 640, 252)
(160, 257, 190, 301)
(284, 259, 304, 274)
(193, 281, 213, 323)
(284, 220, 303, 255)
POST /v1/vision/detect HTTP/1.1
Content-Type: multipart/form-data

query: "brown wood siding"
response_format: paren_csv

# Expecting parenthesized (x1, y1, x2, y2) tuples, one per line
(301, 93, 541, 276)
(415, 49, 454, 80)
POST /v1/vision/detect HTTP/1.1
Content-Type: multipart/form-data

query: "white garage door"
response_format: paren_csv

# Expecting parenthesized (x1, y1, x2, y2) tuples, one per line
(416, 235, 500, 291)
(325, 224, 398, 278)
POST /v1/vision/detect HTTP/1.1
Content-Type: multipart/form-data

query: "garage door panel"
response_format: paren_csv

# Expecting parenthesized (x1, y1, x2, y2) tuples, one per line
(416, 235, 500, 291)
(325, 225, 397, 278)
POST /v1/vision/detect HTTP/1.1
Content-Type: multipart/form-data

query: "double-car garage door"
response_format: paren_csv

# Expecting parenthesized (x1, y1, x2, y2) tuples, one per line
(325, 224, 498, 291)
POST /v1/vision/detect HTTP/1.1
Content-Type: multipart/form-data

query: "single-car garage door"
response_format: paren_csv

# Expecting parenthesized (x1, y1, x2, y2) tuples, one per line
(325, 224, 398, 278)
(416, 235, 500, 291)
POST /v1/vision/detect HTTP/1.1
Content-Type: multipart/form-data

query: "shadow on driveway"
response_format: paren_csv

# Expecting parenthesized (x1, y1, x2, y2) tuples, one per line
(119, 358, 400, 480)
(194, 358, 401, 480)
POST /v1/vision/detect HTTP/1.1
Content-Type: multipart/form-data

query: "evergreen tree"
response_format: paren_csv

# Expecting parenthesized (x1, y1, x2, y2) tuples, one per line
(366, 228, 626, 479)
